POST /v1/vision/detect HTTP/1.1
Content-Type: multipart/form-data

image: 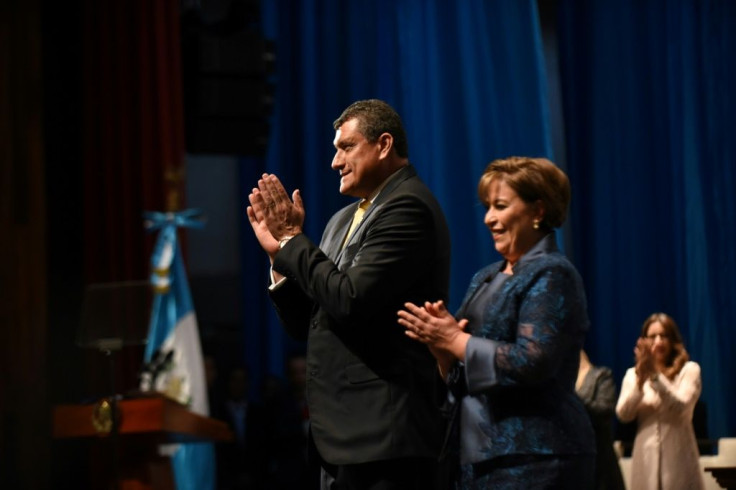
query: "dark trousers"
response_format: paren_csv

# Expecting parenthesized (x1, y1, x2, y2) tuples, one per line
(321, 457, 447, 490)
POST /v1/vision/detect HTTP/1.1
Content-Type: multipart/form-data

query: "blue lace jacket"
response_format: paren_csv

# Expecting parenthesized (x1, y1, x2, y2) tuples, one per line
(448, 234, 596, 464)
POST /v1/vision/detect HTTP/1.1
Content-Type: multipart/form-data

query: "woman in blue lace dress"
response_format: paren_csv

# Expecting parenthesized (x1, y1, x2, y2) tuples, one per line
(398, 157, 595, 489)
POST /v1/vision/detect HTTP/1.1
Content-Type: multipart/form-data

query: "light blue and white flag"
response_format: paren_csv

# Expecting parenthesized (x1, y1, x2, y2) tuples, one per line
(140, 209, 215, 490)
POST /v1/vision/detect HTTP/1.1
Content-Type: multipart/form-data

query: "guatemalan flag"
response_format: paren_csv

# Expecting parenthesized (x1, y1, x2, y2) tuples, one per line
(140, 209, 215, 490)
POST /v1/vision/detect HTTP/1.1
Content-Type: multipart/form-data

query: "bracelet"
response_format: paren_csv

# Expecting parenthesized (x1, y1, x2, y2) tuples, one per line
(437, 363, 446, 380)
(279, 235, 295, 249)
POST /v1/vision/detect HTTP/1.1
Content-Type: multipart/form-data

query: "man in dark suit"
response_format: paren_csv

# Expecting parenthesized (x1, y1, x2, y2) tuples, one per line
(212, 366, 267, 490)
(246, 99, 451, 490)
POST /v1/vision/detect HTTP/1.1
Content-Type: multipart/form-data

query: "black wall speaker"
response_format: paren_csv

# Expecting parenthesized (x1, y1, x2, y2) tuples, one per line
(181, 0, 275, 156)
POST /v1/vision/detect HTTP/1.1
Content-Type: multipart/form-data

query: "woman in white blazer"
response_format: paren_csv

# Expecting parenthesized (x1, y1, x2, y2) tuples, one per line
(616, 313, 704, 490)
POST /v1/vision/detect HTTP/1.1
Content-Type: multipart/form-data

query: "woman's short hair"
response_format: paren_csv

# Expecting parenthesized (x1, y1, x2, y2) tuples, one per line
(640, 312, 690, 378)
(477, 156, 571, 230)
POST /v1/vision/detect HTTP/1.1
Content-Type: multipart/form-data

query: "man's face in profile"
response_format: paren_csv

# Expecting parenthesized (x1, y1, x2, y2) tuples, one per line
(331, 118, 384, 198)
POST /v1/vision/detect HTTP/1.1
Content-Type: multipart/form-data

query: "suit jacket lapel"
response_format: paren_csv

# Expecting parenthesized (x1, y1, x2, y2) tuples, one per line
(322, 206, 355, 262)
(455, 263, 503, 319)
(339, 165, 417, 254)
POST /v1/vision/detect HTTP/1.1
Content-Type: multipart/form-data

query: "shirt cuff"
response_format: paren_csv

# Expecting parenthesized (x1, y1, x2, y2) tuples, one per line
(464, 337, 501, 394)
(268, 268, 287, 291)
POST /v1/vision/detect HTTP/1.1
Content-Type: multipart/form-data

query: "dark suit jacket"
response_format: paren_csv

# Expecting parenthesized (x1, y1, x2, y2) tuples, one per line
(212, 398, 268, 488)
(448, 234, 596, 464)
(270, 165, 451, 465)
(577, 366, 626, 490)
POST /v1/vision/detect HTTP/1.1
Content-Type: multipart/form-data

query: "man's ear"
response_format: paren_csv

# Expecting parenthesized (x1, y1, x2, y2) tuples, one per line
(377, 132, 393, 159)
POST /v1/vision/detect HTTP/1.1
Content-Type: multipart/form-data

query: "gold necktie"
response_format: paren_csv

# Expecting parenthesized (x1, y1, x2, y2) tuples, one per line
(343, 200, 370, 248)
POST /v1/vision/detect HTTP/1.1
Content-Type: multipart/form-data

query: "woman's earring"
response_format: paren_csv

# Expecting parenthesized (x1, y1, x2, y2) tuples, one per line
(533, 220, 540, 230)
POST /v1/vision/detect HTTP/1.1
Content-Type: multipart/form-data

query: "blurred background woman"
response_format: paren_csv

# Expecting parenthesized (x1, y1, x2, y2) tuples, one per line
(576, 350, 625, 490)
(398, 157, 595, 489)
(615, 313, 704, 490)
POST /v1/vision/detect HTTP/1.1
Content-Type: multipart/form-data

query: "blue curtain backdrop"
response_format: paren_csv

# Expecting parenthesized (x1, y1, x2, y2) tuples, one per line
(237, 0, 735, 439)
(239, 0, 550, 396)
(558, 0, 736, 439)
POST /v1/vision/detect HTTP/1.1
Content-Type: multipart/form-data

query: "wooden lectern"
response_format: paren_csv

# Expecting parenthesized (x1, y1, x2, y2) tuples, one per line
(53, 394, 232, 490)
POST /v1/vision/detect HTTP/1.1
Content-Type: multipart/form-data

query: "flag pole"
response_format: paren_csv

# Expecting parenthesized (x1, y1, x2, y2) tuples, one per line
(138, 160, 215, 489)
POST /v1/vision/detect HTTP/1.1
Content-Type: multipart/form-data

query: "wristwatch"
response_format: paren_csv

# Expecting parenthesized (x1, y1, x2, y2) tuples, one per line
(279, 235, 295, 249)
